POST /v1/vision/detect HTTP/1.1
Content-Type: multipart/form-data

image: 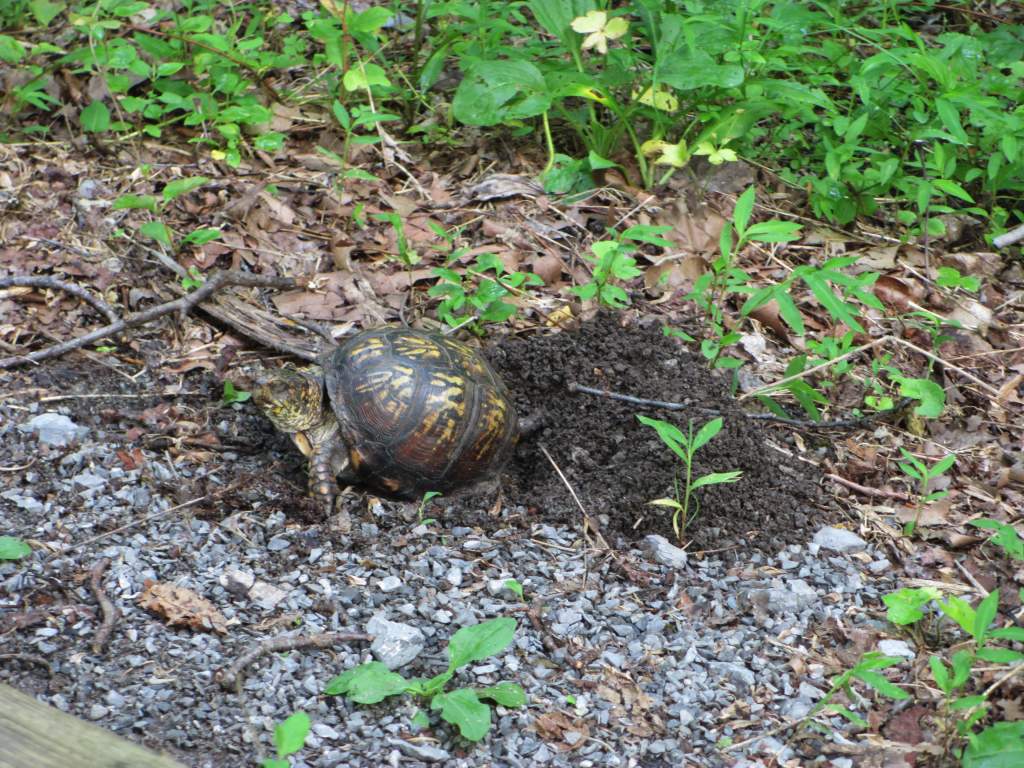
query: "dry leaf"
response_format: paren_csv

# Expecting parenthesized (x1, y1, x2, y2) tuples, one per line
(534, 712, 590, 751)
(138, 580, 230, 634)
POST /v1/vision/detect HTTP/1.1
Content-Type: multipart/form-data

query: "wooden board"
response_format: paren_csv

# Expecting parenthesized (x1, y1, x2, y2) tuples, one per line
(0, 683, 186, 768)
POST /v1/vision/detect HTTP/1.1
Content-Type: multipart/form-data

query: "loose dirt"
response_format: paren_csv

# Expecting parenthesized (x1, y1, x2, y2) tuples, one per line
(486, 313, 836, 556)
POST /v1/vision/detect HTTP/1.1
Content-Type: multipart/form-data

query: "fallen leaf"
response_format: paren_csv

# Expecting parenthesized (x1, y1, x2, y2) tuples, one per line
(533, 712, 590, 751)
(138, 581, 230, 634)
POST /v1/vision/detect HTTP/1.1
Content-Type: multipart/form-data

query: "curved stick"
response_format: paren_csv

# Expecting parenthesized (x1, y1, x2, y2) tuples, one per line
(216, 631, 370, 690)
(0, 270, 303, 369)
(0, 275, 120, 324)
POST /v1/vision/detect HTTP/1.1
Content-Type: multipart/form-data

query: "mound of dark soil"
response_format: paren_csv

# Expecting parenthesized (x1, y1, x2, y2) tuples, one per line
(487, 313, 835, 556)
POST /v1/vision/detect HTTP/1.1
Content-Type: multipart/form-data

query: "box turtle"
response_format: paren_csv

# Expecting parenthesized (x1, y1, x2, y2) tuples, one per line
(254, 326, 519, 511)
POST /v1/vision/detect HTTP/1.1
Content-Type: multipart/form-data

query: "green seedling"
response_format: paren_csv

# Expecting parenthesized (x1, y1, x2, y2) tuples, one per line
(812, 652, 909, 728)
(969, 519, 1024, 561)
(417, 491, 441, 526)
(261, 710, 310, 768)
(896, 449, 955, 536)
(503, 579, 525, 601)
(0, 536, 31, 561)
(113, 176, 219, 254)
(430, 253, 543, 334)
(222, 380, 252, 406)
(325, 617, 526, 742)
(637, 415, 742, 543)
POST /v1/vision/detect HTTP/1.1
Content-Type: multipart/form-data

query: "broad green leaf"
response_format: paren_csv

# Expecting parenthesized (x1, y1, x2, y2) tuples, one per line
(732, 188, 755, 237)
(343, 62, 391, 92)
(431, 688, 490, 741)
(952, 650, 974, 688)
(897, 378, 946, 418)
(0, 536, 31, 560)
(852, 669, 909, 700)
(163, 176, 210, 202)
(691, 417, 723, 452)
(447, 617, 516, 670)
(113, 194, 158, 212)
(273, 711, 310, 758)
(323, 662, 408, 704)
(929, 656, 951, 694)
(690, 470, 743, 490)
(139, 221, 172, 246)
(30, 0, 66, 26)
(883, 587, 937, 625)
(637, 415, 687, 462)
(938, 595, 977, 636)
(81, 100, 110, 132)
(0, 35, 26, 63)
(349, 6, 392, 35)
(933, 178, 975, 203)
(452, 60, 551, 126)
(973, 589, 1000, 640)
(477, 682, 527, 707)
(660, 51, 743, 90)
(962, 721, 1024, 768)
(976, 647, 1024, 663)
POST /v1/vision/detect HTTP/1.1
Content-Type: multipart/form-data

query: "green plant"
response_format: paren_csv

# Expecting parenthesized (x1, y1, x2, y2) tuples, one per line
(325, 617, 526, 742)
(884, 586, 1024, 762)
(637, 415, 742, 542)
(222, 380, 251, 406)
(969, 519, 1024, 561)
(0, 536, 31, 561)
(113, 176, 220, 252)
(430, 253, 543, 333)
(417, 490, 441, 526)
(811, 652, 909, 728)
(681, 187, 801, 371)
(896, 448, 955, 536)
(570, 225, 671, 310)
(503, 579, 525, 601)
(261, 711, 310, 768)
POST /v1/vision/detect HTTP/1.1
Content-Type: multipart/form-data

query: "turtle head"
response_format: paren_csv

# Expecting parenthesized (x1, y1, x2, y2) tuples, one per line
(253, 366, 326, 433)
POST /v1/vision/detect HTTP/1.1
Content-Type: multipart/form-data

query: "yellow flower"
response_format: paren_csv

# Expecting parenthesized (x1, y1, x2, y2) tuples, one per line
(693, 141, 738, 165)
(571, 11, 629, 55)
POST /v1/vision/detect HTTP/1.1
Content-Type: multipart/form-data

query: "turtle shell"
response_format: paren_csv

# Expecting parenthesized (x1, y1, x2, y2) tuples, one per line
(322, 327, 518, 498)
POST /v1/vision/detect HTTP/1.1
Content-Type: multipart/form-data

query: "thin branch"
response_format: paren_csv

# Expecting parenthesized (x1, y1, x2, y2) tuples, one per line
(216, 631, 370, 690)
(737, 338, 887, 401)
(825, 473, 909, 501)
(993, 222, 1024, 249)
(88, 557, 120, 655)
(889, 336, 1002, 399)
(0, 270, 302, 369)
(0, 276, 120, 324)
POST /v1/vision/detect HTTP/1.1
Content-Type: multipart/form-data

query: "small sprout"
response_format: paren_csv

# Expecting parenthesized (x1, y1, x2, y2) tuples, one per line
(181, 266, 204, 292)
(693, 140, 738, 165)
(418, 490, 441, 526)
(503, 579, 524, 600)
(897, 448, 955, 536)
(222, 380, 251, 405)
(262, 711, 310, 768)
(638, 416, 742, 543)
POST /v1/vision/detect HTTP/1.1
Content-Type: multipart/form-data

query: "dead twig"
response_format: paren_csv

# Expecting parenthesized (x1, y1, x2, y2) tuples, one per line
(825, 473, 910, 501)
(216, 631, 370, 690)
(993, 222, 1024, 249)
(738, 338, 888, 402)
(88, 557, 120, 654)
(0, 270, 302, 369)
(0, 275, 120, 324)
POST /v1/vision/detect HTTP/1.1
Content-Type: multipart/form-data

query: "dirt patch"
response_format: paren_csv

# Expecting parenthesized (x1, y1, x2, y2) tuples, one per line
(484, 313, 835, 556)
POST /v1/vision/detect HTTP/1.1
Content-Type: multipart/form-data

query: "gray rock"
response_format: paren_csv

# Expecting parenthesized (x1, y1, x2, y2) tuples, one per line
(378, 575, 403, 593)
(643, 535, 688, 568)
(389, 738, 450, 762)
(878, 639, 915, 659)
(444, 566, 463, 587)
(219, 568, 255, 596)
(266, 536, 291, 552)
(812, 526, 867, 553)
(19, 412, 87, 446)
(368, 616, 424, 670)
(249, 580, 289, 610)
(88, 704, 109, 720)
(1, 490, 43, 514)
(313, 723, 340, 740)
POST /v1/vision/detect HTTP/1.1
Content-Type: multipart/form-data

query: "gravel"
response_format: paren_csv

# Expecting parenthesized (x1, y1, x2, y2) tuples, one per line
(0, 393, 903, 768)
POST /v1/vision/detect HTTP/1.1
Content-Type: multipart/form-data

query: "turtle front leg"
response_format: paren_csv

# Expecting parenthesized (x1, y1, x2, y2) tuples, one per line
(309, 445, 341, 516)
